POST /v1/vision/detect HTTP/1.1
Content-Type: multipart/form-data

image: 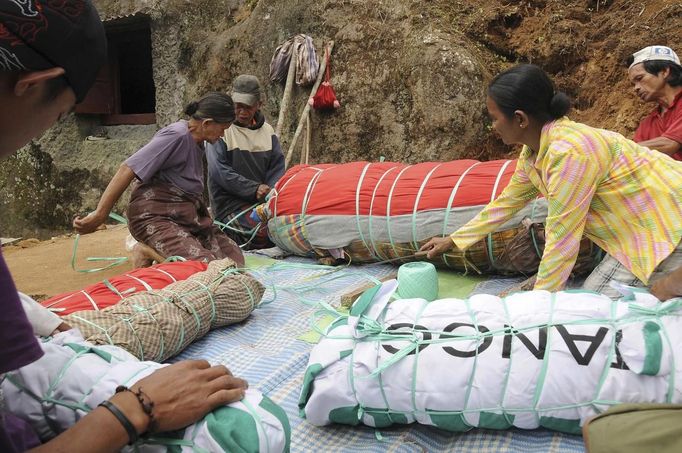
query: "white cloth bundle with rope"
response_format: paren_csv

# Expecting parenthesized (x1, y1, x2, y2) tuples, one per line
(1, 330, 290, 452)
(63, 258, 264, 362)
(299, 280, 682, 434)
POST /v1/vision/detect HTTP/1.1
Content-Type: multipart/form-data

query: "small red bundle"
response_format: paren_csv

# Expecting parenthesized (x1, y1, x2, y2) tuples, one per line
(310, 45, 340, 111)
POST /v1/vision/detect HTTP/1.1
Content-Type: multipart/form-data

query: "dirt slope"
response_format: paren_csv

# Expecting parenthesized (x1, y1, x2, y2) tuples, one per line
(4, 226, 133, 299)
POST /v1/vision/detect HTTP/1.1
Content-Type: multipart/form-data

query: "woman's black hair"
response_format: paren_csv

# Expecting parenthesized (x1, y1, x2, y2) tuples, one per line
(184, 92, 235, 124)
(487, 64, 571, 123)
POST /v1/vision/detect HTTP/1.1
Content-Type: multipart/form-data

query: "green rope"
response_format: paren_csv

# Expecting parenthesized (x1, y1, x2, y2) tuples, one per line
(385, 165, 413, 260)
(498, 295, 516, 425)
(164, 255, 187, 262)
(590, 299, 619, 415)
(409, 299, 431, 424)
(69, 314, 116, 345)
(102, 279, 125, 299)
(367, 166, 399, 262)
(441, 162, 481, 269)
(486, 160, 514, 270)
(71, 212, 129, 273)
(459, 296, 481, 430)
(353, 163, 375, 260)
(410, 164, 442, 250)
(308, 285, 682, 427)
(214, 218, 262, 249)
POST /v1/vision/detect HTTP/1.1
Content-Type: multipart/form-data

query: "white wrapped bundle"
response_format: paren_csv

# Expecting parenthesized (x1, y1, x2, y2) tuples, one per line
(299, 281, 682, 434)
(2, 330, 290, 452)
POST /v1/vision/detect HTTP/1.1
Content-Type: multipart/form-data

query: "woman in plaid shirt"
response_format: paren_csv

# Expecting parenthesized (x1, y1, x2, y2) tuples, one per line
(421, 64, 682, 299)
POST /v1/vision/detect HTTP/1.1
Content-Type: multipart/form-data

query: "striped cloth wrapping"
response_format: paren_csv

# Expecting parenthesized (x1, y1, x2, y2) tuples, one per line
(63, 258, 264, 362)
(2, 330, 290, 452)
(259, 160, 601, 276)
(40, 261, 208, 315)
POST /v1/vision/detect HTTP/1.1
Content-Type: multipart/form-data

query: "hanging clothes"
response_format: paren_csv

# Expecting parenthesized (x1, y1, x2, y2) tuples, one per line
(269, 34, 319, 86)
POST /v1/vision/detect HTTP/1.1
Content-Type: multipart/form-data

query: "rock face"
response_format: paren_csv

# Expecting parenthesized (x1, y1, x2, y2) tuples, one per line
(1, 0, 680, 237)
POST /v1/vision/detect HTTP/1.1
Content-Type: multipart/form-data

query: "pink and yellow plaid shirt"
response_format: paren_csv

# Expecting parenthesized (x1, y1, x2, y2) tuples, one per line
(451, 117, 682, 291)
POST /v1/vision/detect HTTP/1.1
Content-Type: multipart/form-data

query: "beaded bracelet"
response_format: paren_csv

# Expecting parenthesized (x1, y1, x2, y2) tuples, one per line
(115, 385, 158, 433)
(98, 400, 139, 445)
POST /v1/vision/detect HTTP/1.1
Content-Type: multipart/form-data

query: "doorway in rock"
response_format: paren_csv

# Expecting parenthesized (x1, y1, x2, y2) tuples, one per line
(76, 15, 157, 125)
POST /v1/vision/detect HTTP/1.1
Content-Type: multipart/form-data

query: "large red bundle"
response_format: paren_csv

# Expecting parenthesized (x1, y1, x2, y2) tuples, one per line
(258, 160, 598, 275)
(41, 261, 208, 315)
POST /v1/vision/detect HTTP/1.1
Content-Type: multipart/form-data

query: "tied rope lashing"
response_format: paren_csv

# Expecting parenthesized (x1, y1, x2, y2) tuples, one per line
(213, 188, 277, 249)
(299, 282, 682, 435)
(258, 159, 602, 278)
(1, 330, 290, 451)
(63, 259, 264, 362)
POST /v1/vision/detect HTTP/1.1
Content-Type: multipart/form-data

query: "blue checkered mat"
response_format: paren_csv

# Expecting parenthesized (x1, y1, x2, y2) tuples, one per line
(173, 256, 586, 453)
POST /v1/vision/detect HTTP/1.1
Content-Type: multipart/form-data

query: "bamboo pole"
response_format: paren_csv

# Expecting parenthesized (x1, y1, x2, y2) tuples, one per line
(275, 50, 297, 138)
(300, 113, 311, 165)
(305, 114, 311, 164)
(285, 40, 335, 168)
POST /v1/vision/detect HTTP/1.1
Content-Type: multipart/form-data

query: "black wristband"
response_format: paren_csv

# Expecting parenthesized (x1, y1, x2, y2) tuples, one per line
(98, 400, 139, 445)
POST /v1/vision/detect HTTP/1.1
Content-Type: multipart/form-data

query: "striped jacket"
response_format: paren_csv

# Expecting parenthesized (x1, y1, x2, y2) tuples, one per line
(451, 117, 682, 291)
(206, 112, 285, 223)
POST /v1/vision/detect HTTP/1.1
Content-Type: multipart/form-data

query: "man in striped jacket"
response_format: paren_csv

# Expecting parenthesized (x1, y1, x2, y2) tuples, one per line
(207, 75, 285, 249)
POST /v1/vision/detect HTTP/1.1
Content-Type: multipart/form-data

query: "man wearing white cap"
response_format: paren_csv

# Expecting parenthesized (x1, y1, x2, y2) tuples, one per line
(627, 45, 682, 160)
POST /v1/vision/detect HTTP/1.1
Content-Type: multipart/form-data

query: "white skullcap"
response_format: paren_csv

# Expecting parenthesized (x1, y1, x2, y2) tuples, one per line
(629, 45, 680, 69)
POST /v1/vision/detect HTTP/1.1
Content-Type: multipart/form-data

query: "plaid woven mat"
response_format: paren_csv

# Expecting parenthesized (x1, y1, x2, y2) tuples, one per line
(172, 255, 585, 453)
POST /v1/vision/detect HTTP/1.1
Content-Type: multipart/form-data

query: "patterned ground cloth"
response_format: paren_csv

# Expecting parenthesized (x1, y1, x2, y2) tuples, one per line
(267, 213, 599, 277)
(173, 255, 586, 452)
(128, 181, 244, 264)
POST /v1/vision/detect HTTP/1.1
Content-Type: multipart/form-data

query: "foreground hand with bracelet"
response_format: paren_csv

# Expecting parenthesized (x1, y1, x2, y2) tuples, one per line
(29, 360, 248, 453)
(97, 387, 155, 445)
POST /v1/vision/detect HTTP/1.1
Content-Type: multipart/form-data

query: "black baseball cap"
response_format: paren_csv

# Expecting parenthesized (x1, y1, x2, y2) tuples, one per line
(0, 0, 107, 103)
(232, 75, 262, 106)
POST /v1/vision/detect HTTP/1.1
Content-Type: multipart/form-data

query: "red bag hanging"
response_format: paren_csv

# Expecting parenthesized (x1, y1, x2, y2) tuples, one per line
(309, 45, 340, 111)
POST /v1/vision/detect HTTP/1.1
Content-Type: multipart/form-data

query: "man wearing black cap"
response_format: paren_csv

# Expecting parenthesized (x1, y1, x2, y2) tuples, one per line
(0, 0, 106, 157)
(206, 74, 285, 249)
(1, 2, 247, 451)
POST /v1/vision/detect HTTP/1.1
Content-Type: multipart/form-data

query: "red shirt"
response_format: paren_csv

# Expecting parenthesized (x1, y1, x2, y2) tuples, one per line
(634, 90, 682, 161)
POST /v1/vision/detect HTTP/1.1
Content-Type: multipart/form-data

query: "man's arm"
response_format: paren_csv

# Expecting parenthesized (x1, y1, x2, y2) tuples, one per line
(30, 360, 247, 453)
(636, 136, 681, 156)
(206, 140, 260, 201)
(29, 395, 137, 453)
